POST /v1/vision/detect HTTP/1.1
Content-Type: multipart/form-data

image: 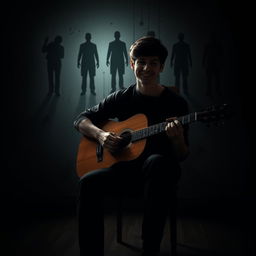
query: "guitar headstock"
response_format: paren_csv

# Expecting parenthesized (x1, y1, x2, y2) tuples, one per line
(197, 104, 231, 125)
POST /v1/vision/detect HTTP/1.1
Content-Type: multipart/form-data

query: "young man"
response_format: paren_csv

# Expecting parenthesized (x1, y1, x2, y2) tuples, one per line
(74, 37, 189, 256)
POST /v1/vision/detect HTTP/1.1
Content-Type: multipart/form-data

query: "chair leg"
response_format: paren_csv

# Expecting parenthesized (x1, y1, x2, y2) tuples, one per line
(116, 196, 123, 243)
(116, 192, 178, 255)
(170, 190, 177, 256)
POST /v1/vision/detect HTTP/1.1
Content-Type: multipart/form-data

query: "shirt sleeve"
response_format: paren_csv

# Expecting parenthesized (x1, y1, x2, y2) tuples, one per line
(73, 91, 124, 130)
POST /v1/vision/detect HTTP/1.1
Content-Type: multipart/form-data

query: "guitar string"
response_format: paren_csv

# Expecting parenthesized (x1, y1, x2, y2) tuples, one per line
(123, 112, 198, 143)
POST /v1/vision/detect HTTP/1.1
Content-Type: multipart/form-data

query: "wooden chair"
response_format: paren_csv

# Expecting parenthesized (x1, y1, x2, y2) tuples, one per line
(116, 186, 178, 256)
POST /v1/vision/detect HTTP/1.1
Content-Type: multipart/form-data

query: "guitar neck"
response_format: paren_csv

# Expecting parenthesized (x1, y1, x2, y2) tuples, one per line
(131, 112, 198, 142)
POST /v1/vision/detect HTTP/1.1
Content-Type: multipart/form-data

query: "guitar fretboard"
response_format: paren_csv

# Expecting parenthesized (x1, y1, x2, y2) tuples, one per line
(131, 112, 198, 142)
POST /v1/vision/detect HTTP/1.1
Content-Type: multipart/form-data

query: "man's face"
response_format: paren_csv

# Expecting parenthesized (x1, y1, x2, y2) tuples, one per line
(130, 56, 164, 84)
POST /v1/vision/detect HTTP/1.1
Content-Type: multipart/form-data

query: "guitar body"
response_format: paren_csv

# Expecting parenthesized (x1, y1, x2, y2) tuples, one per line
(76, 114, 148, 177)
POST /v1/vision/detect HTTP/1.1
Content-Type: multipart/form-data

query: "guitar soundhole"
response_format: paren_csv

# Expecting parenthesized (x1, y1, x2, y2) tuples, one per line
(119, 131, 132, 148)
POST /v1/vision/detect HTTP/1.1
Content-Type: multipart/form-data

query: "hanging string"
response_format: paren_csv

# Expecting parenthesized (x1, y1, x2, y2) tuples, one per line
(158, 0, 161, 40)
(147, 0, 151, 32)
(133, 0, 135, 42)
(140, 0, 144, 26)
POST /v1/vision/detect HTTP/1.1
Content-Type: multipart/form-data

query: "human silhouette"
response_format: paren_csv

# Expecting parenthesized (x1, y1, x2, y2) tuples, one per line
(77, 33, 99, 95)
(170, 33, 192, 95)
(202, 32, 222, 97)
(42, 35, 64, 96)
(106, 31, 128, 93)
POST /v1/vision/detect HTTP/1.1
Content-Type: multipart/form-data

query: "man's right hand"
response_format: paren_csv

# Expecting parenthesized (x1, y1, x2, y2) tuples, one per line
(97, 131, 124, 153)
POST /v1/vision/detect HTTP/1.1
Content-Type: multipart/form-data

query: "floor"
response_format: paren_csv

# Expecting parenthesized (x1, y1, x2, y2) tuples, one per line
(3, 204, 255, 256)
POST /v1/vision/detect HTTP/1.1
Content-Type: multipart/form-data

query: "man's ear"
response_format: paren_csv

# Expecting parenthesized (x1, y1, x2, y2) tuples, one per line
(130, 59, 135, 70)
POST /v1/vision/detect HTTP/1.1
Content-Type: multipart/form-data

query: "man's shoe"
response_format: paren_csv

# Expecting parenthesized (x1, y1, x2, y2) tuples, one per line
(80, 91, 86, 95)
(91, 91, 96, 95)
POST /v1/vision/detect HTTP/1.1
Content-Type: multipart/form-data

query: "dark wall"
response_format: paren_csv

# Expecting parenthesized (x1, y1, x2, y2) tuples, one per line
(5, 0, 254, 215)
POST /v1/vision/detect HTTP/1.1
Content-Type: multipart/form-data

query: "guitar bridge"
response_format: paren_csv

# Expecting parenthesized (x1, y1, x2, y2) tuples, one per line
(96, 144, 103, 162)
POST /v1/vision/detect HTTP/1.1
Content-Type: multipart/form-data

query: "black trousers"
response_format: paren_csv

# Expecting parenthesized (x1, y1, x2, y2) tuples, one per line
(78, 154, 181, 256)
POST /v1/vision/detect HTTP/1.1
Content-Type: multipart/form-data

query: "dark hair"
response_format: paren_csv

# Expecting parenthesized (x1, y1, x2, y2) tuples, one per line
(129, 36, 168, 64)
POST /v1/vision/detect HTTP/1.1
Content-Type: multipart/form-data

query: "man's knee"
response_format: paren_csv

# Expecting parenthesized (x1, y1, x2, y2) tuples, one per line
(144, 154, 169, 168)
(142, 154, 180, 182)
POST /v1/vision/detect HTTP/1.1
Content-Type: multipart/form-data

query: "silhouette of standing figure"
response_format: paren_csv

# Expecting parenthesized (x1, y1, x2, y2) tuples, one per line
(77, 33, 99, 96)
(42, 35, 64, 96)
(106, 31, 128, 93)
(171, 33, 192, 95)
(202, 33, 222, 97)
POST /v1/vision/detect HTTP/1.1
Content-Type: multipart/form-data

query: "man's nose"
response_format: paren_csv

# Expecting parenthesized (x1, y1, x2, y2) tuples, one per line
(143, 64, 150, 71)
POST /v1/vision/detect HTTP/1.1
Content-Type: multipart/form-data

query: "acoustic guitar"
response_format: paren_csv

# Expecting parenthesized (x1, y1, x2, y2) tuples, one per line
(76, 104, 230, 177)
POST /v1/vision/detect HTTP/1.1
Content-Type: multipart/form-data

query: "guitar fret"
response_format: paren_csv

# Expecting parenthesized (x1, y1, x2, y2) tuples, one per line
(192, 113, 195, 122)
(153, 125, 157, 134)
(132, 132, 137, 141)
(149, 126, 153, 136)
(142, 129, 145, 137)
(146, 128, 149, 137)
(159, 123, 163, 132)
(162, 122, 165, 131)
(143, 129, 146, 137)
(152, 125, 155, 135)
